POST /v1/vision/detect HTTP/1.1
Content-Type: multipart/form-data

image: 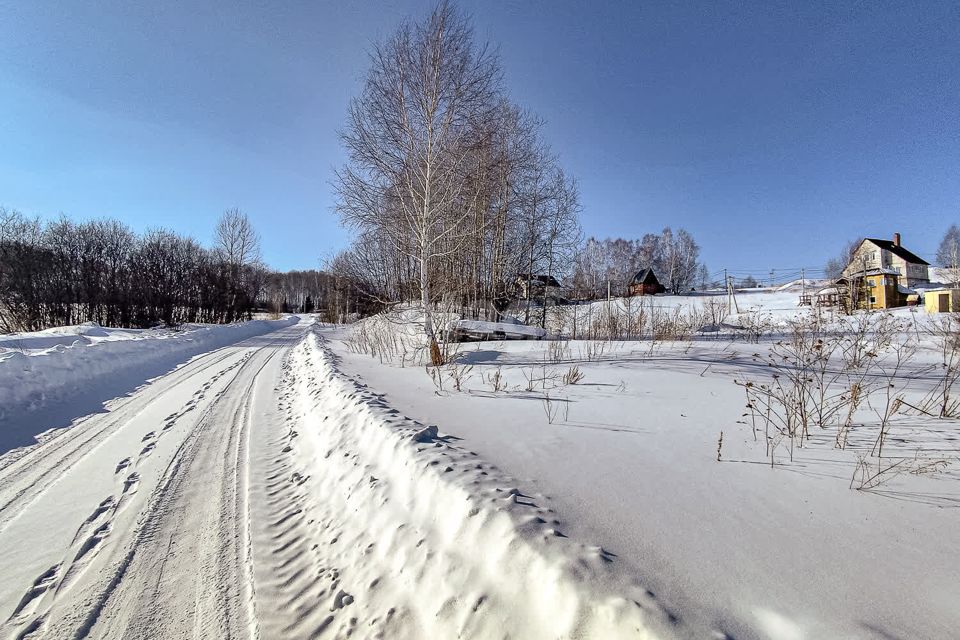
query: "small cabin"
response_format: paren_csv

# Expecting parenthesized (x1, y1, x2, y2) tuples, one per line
(628, 268, 666, 296)
(513, 274, 562, 300)
(925, 289, 960, 313)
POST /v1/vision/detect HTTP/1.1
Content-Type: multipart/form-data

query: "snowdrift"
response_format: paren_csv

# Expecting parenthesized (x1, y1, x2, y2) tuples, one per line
(0, 317, 297, 425)
(449, 318, 546, 340)
(274, 331, 702, 639)
(0, 321, 127, 351)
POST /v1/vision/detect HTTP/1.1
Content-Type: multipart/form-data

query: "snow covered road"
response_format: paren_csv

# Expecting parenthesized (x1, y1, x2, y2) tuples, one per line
(0, 322, 301, 639)
(0, 320, 685, 640)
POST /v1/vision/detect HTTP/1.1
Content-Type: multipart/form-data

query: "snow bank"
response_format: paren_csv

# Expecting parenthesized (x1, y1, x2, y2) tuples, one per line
(0, 322, 144, 352)
(450, 319, 546, 339)
(277, 331, 699, 639)
(0, 317, 297, 422)
(775, 278, 825, 292)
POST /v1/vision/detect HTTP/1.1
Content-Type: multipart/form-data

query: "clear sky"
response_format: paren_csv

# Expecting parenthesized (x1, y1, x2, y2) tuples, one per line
(1, 1, 958, 278)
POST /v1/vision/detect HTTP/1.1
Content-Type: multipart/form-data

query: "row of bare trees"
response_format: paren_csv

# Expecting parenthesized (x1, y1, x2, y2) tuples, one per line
(569, 229, 707, 299)
(333, 2, 582, 362)
(0, 207, 283, 332)
(260, 269, 375, 321)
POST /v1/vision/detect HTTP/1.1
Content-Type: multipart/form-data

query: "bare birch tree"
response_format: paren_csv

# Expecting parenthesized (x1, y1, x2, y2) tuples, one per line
(214, 208, 262, 320)
(936, 224, 960, 286)
(336, 1, 500, 364)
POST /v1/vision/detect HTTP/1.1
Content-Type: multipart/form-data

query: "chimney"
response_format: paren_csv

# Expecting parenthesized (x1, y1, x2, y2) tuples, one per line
(893, 232, 901, 247)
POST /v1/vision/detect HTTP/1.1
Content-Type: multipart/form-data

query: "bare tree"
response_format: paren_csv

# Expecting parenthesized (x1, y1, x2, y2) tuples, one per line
(936, 224, 960, 285)
(570, 229, 705, 299)
(214, 208, 262, 321)
(538, 170, 582, 326)
(825, 238, 860, 280)
(336, 1, 500, 364)
(214, 208, 261, 267)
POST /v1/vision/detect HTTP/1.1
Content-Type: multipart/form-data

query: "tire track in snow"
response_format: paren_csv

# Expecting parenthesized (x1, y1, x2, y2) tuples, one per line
(0, 325, 303, 637)
(0, 346, 265, 640)
(32, 331, 295, 640)
(0, 348, 242, 532)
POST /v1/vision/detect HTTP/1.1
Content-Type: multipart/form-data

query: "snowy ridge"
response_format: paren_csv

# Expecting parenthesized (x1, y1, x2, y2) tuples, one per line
(263, 330, 697, 639)
(0, 317, 296, 425)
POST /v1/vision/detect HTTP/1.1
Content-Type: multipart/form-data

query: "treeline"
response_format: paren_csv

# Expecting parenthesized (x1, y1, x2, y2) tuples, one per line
(261, 269, 372, 321)
(0, 207, 346, 332)
(334, 2, 581, 350)
(570, 229, 707, 299)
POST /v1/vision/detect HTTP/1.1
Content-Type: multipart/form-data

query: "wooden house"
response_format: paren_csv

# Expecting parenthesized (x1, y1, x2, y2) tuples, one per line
(628, 268, 666, 296)
(840, 233, 930, 310)
(842, 233, 930, 289)
(513, 274, 562, 300)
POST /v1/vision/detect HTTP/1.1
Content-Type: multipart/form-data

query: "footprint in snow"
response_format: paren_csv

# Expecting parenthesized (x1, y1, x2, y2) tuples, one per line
(68, 497, 116, 546)
(122, 473, 140, 495)
(73, 522, 112, 565)
(8, 564, 60, 622)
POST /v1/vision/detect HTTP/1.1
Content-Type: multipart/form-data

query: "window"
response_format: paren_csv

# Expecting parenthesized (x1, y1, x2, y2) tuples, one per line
(867, 278, 875, 286)
(869, 296, 876, 304)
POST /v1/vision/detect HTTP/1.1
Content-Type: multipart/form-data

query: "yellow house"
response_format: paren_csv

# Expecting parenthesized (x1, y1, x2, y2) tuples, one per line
(925, 289, 960, 313)
(853, 269, 902, 310)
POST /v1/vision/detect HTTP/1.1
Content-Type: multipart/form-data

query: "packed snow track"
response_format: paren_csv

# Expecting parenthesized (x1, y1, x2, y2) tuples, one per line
(0, 319, 691, 640)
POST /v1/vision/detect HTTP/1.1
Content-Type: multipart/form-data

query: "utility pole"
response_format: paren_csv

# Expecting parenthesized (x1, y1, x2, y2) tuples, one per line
(801, 267, 806, 301)
(726, 272, 740, 314)
(724, 268, 729, 314)
(723, 269, 730, 313)
(770, 269, 775, 288)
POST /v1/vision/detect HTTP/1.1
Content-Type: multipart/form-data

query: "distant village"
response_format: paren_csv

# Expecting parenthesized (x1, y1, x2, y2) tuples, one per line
(511, 232, 957, 317)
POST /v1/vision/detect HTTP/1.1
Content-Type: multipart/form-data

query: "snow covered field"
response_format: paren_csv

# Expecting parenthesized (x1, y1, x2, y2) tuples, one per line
(328, 291, 960, 639)
(1, 294, 958, 639)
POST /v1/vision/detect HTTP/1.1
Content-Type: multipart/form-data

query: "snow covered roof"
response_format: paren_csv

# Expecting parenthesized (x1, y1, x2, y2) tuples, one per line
(862, 268, 902, 277)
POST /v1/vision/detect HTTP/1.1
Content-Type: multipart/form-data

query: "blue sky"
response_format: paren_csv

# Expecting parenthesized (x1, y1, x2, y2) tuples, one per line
(1, 1, 957, 277)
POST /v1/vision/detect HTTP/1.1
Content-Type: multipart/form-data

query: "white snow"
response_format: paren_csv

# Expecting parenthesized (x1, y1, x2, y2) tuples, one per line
(0, 317, 296, 455)
(328, 294, 960, 639)
(450, 318, 547, 339)
(1, 296, 958, 639)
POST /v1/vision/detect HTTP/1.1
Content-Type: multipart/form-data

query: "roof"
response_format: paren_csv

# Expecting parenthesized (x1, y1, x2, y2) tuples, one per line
(631, 268, 660, 285)
(516, 274, 562, 287)
(863, 268, 902, 277)
(863, 238, 930, 266)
